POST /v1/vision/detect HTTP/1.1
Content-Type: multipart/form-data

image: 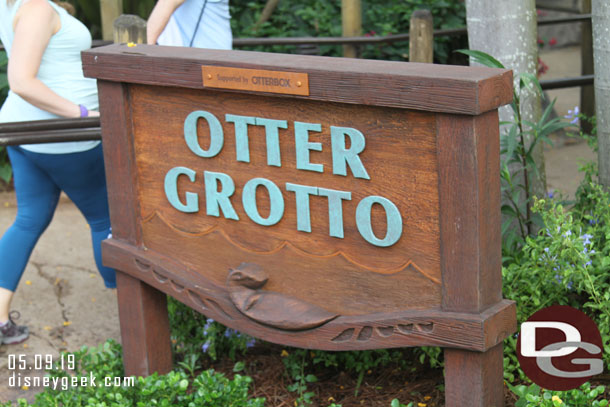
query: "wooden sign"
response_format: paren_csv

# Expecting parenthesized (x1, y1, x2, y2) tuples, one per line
(83, 44, 516, 407)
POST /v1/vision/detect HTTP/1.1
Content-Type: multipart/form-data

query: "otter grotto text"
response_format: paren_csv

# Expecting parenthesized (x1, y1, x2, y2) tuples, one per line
(163, 110, 404, 247)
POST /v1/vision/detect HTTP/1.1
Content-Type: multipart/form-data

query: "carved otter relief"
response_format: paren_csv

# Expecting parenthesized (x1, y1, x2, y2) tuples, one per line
(227, 263, 338, 330)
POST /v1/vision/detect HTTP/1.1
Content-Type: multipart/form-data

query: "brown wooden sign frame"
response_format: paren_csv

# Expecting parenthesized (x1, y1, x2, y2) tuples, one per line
(83, 44, 516, 407)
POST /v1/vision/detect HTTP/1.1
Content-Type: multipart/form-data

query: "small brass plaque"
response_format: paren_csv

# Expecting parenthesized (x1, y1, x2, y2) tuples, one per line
(202, 66, 310, 96)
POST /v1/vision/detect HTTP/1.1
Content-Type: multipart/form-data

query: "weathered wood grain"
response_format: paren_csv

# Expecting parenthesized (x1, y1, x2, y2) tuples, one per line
(97, 81, 141, 245)
(102, 238, 515, 352)
(116, 271, 173, 376)
(437, 111, 502, 313)
(130, 84, 442, 314)
(82, 44, 513, 115)
(437, 111, 508, 405)
(445, 343, 505, 407)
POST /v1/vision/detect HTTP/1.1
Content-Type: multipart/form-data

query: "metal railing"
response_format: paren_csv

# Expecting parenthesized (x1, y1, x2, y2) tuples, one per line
(0, 118, 100, 146)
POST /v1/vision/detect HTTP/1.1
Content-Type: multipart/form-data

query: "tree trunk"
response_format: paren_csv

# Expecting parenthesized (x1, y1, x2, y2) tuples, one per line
(592, 0, 610, 189)
(466, 0, 545, 232)
(253, 0, 281, 31)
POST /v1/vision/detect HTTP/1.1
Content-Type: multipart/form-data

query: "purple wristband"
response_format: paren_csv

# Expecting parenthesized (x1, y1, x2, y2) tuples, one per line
(78, 104, 88, 118)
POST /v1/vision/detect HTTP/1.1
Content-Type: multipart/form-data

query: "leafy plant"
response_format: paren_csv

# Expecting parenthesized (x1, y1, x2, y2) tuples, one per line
(457, 49, 573, 257)
(0, 339, 265, 407)
(167, 296, 255, 363)
(280, 347, 413, 406)
(283, 349, 317, 407)
(501, 160, 610, 381)
(507, 382, 608, 407)
(230, 0, 467, 63)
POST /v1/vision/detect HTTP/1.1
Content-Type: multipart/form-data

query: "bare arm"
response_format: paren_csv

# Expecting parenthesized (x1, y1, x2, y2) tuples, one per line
(147, 0, 186, 45)
(8, 0, 96, 118)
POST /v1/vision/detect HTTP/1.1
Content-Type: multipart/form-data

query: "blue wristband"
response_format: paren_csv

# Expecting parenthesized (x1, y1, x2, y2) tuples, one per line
(79, 104, 89, 118)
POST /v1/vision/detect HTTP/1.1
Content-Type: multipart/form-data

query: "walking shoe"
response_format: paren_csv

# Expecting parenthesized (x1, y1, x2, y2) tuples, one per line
(0, 311, 29, 345)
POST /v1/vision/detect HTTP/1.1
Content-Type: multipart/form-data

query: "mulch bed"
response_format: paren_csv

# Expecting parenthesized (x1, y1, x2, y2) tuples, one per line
(201, 343, 610, 406)
(202, 343, 470, 407)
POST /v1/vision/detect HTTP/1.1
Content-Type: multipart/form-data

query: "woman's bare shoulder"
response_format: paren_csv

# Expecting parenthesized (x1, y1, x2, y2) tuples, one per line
(13, 0, 59, 32)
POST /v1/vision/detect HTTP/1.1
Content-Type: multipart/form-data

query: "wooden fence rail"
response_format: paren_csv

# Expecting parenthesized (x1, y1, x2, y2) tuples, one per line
(0, 10, 595, 146)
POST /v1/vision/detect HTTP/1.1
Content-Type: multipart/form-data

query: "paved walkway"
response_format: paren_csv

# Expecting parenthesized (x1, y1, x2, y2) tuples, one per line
(0, 192, 120, 403)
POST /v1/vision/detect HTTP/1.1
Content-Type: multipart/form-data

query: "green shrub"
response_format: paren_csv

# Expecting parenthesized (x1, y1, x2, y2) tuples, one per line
(501, 162, 610, 381)
(167, 297, 255, 362)
(0, 339, 264, 407)
(230, 0, 467, 63)
(507, 382, 608, 407)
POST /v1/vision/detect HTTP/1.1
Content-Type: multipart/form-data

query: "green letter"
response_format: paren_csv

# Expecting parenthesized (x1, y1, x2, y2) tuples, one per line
(318, 187, 351, 238)
(184, 111, 223, 157)
(164, 167, 198, 213)
(294, 121, 323, 173)
(356, 196, 402, 247)
(204, 171, 239, 220)
(286, 183, 318, 233)
(255, 117, 287, 167)
(226, 114, 256, 163)
(242, 178, 285, 226)
(330, 126, 370, 179)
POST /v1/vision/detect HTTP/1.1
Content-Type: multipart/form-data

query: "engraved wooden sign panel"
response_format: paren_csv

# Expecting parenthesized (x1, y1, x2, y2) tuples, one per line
(83, 46, 517, 403)
(131, 84, 441, 319)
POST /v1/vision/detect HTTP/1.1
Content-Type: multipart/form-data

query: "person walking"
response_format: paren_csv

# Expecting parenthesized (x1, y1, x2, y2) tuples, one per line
(147, 0, 232, 49)
(0, 0, 116, 344)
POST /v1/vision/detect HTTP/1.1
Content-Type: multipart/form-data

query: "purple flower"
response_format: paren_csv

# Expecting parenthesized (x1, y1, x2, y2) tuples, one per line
(224, 328, 234, 338)
(547, 190, 555, 199)
(246, 339, 256, 348)
(565, 106, 580, 124)
(580, 233, 593, 246)
(202, 341, 210, 353)
(203, 319, 214, 333)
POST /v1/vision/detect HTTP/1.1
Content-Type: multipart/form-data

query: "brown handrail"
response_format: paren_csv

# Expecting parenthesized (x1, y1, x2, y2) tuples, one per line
(0, 127, 101, 146)
(0, 117, 99, 133)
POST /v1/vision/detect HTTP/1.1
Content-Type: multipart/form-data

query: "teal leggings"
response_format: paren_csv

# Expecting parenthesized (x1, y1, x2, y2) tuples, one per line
(0, 145, 116, 291)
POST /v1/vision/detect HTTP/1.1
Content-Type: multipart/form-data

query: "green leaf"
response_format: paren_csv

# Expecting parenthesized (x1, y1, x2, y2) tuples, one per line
(455, 49, 505, 69)
(518, 72, 544, 97)
(539, 97, 557, 126)
(305, 374, 318, 383)
(233, 361, 246, 372)
(505, 124, 519, 159)
(501, 204, 517, 217)
(0, 163, 11, 183)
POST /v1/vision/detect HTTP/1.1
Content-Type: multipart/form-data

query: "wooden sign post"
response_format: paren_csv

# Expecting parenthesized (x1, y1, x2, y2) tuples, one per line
(83, 44, 516, 407)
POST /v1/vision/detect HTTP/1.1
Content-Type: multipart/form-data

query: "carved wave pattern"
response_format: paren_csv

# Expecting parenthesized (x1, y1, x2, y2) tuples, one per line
(141, 211, 440, 284)
(133, 257, 234, 321)
(331, 322, 434, 343)
(128, 251, 441, 349)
